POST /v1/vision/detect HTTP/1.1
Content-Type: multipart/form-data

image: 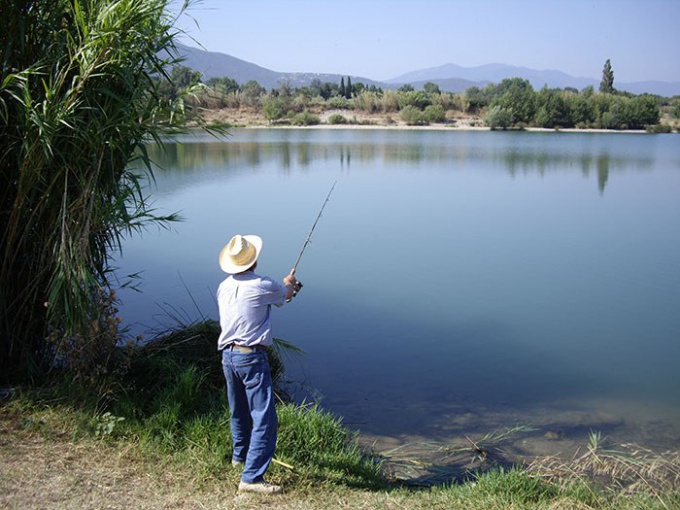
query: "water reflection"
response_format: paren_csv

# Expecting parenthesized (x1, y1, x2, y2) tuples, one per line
(143, 130, 657, 196)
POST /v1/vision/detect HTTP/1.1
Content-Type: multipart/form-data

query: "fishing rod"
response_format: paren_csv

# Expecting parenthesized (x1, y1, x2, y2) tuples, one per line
(287, 181, 337, 301)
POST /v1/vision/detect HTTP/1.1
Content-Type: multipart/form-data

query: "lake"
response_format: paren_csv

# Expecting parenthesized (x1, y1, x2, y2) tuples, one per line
(116, 128, 680, 467)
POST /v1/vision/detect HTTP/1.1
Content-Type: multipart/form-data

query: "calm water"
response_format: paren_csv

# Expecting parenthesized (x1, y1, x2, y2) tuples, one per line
(117, 128, 680, 459)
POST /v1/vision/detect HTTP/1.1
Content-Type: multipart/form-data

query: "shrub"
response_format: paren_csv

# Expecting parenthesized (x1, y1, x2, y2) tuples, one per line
(423, 104, 446, 123)
(327, 114, 348, 125)
(484, 105, 513, 129)
(379, 90, 401, 113)
(328, 96, 350, 109)
(399, 90, 431, 110)
(353, 91, 380, 113)
(400, 105, 427, 126)
(291, 111, 320, 126)
(646, 124, 672, 133)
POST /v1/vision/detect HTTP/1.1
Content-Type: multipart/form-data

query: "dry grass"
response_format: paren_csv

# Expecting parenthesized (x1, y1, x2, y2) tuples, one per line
(528, 432, 680, 509)
(198, 105, 485, 130)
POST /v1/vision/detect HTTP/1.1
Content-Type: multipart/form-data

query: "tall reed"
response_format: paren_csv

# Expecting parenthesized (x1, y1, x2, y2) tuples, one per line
(0, 0, 203, 382)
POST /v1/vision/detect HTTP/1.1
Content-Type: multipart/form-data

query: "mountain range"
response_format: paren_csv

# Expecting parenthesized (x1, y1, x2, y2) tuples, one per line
(175, 43, 680, 97)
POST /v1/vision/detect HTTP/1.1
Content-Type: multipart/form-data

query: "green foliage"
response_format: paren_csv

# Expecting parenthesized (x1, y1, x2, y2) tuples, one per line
(399, 90, 431, 109)
(465, 85, 492, 113)
(492, 77, 536, 125)
(328, 113, 348, 124)
(534, 87, 571, 128)
(262, 96, 287, 122)
(93, 411, 125, 438)
(328, 96, 350, 109)
(240, 80, 265, 106)
(423, 82, 441, 95)
(0, 0, 203, 383)
(157, 65, 202, 101)
(646, 123, 672, 133)
(600, 58, 615, 93)
(400, 105, 427, 125)
(345, 76, 353, 99)
(423, 104, 446, 123)
(484, 105, 513, 129)
(291, 110, 320, 126)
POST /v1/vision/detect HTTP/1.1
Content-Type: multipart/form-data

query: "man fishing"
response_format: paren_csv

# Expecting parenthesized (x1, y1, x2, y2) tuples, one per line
(217, 234, 299, 494)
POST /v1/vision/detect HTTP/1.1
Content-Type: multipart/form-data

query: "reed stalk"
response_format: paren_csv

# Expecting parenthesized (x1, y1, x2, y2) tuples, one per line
(0, 0, 207, 382)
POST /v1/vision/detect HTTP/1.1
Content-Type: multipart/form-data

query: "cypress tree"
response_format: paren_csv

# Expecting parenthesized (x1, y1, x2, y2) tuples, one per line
(600, 59, 615, 94)
(339, 77, 346, 98)
(346, 76, 353, 99)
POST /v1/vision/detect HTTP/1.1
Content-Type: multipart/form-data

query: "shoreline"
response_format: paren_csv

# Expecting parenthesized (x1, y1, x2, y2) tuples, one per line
(199, 107, 665, 134)
(235, 124, 649, 134)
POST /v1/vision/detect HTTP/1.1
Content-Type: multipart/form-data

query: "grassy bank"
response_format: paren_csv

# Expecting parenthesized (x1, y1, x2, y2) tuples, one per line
(1, 322, 678, 509)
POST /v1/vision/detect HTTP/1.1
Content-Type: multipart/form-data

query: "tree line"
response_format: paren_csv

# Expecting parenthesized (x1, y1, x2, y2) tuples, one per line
(161, 61, 679, 131)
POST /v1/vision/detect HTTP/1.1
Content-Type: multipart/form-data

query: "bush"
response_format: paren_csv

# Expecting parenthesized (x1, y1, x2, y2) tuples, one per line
(484, 105, 513, 129)
(423, 104, 446, 123)
(399, 90, 431, 110)
(291, 111, 320, 126)
(400, 105, 427, 126)
(645, 123, 672, 133)
(353, 91, 380, 113)
(327, 114, 348, 125)
(328, 96, 350, 109)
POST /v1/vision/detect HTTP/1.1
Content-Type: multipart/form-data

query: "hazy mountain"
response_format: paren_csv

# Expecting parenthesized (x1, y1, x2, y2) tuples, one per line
(174, 43, 680, 97)
(174, 43, 383, 91)
(388, 63, 680, 96)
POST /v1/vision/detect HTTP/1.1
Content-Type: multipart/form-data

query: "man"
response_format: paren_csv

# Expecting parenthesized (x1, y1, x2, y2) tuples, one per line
(217, 234, 298, 494)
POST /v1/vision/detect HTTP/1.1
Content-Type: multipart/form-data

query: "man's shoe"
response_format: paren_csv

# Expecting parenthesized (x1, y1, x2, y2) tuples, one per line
(231, 459, 244, 468)
(238, 481, 282, 494)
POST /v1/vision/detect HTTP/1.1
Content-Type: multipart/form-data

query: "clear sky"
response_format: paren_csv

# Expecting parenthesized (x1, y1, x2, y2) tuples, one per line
(170, 0, 680, 83)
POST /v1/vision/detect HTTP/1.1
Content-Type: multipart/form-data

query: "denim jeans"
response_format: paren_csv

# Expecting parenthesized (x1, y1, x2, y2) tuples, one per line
(222, 347, 277, 484)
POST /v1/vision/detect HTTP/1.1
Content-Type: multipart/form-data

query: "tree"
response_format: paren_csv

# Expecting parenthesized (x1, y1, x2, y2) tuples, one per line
(600, 59, 615, 94)
(0, 0, 202, 382)
(206, 76, 240, 95)
(423, 82, 441, 95)
(492, 77, 536, 125)
(158, 65, 202, 100)
(241, 80, 265, 106)
(339, 77, 346, 98)
(484, 105, 513, 129)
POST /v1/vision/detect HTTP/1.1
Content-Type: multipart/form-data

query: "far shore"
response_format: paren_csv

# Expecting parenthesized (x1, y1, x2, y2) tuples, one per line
(198, 107, 670, 134)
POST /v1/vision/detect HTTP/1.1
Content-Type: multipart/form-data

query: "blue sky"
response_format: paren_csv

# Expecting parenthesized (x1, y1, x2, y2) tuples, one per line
(171, 0, 680, 83)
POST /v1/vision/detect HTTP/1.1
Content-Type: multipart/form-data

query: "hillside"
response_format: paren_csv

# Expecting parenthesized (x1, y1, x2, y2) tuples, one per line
(175, 43, 680, 96)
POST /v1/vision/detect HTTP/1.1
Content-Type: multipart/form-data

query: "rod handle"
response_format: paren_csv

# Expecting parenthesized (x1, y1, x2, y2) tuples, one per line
(286, 281, 303, 303)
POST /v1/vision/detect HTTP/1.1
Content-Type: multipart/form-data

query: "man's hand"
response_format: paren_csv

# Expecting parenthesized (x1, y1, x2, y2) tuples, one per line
(284, 269, 300, 301)
(283, 268, 297, 288)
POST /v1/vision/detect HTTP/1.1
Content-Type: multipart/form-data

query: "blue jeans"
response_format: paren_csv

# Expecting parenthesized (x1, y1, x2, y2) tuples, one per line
(222, 347, 277, 484)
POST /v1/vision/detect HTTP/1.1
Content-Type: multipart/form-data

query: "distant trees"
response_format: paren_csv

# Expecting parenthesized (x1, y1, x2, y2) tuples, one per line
(168, 62, 668, 131)
(600, 59, 615, 94)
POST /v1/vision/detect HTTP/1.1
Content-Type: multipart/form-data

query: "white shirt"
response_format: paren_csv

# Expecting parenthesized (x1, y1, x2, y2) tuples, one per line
(216, 270, 287, 350)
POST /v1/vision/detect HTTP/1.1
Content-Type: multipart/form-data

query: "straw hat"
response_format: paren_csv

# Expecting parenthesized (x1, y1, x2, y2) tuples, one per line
(219, 234, 262, 273)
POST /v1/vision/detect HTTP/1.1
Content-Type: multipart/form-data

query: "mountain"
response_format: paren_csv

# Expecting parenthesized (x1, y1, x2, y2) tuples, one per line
(388, 63, 680, 96)
(174, 43, 680, 97)
(387, 63, 596, 90)
(174, 43, 384, 91)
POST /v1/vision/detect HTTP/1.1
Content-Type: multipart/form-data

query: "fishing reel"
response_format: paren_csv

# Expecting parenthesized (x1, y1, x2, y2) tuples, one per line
(286, 280, 303, 302)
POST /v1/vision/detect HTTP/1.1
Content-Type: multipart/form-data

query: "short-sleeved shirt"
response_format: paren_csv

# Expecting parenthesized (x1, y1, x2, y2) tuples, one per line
(216, 270, 287, 350)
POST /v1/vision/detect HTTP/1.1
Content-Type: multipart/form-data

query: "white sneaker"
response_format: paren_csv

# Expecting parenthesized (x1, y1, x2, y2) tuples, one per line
(238, 481, 282, 494)
(231, 459, 244, 468)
